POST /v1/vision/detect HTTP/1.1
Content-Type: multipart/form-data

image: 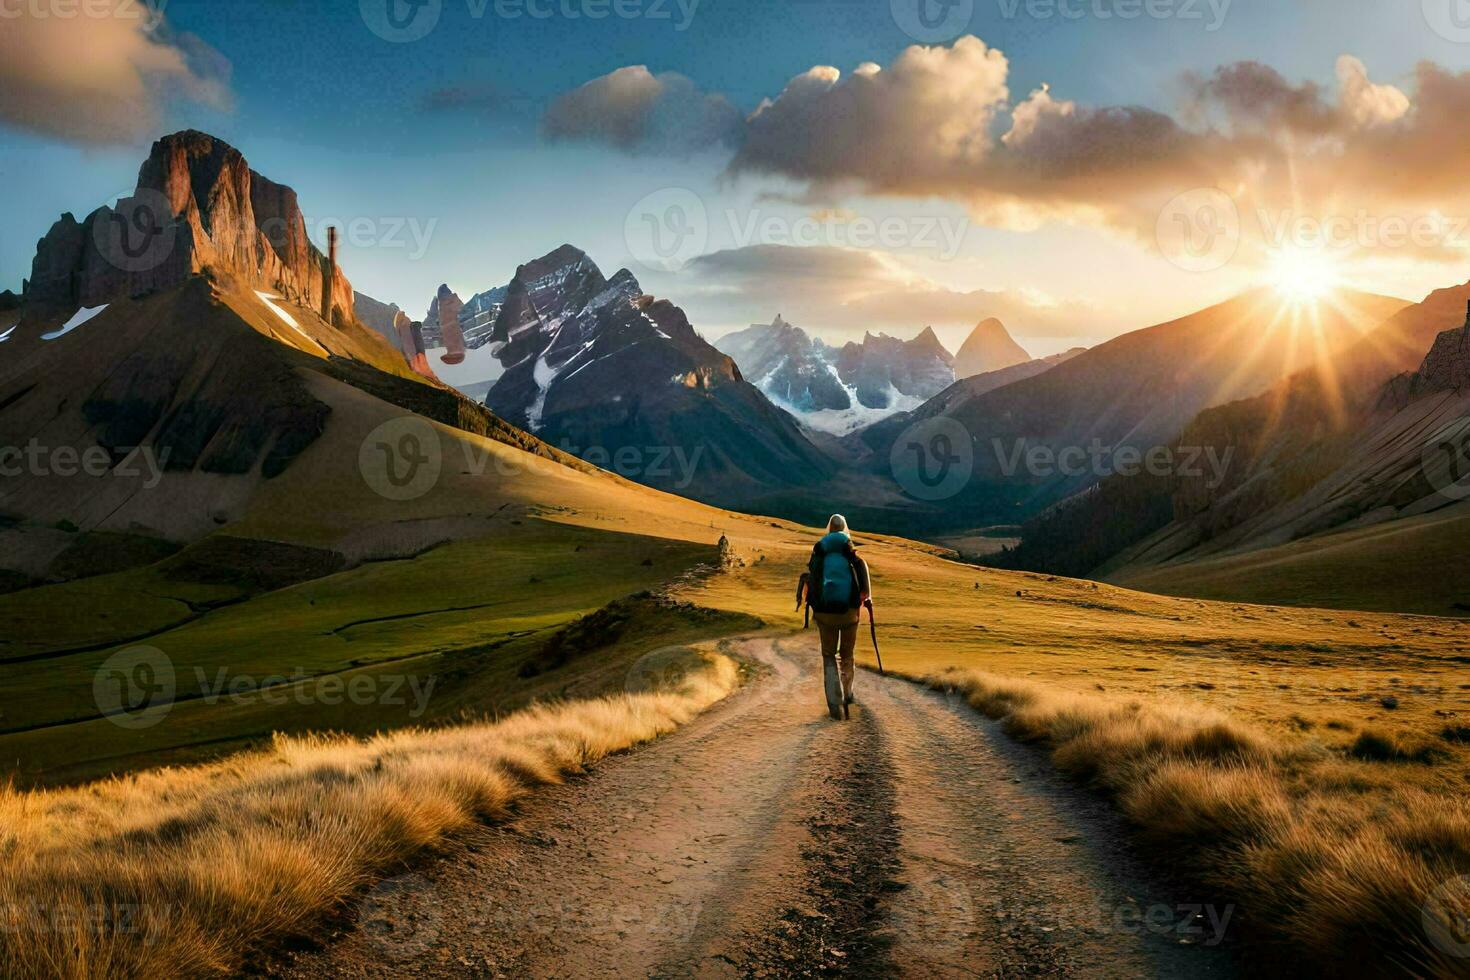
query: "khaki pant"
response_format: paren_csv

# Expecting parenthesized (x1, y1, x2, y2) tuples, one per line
(814, 609, 860, 699)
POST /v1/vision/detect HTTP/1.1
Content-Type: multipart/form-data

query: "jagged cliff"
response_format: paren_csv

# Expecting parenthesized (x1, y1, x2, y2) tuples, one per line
(25, 130, 354, 325)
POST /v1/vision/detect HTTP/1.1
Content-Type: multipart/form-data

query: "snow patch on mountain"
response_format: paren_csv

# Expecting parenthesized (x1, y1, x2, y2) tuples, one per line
(253, 291, 328, 355)
(42, 304, 109, 340)
(772, 367, 926, 436)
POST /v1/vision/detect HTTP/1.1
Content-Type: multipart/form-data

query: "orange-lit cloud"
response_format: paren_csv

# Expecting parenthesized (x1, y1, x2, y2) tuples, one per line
(0, 1, 231, 146)
(550, 39, 1470, 271)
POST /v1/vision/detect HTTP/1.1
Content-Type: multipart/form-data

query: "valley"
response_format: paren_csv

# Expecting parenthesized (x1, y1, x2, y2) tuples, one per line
(1, 119, 1468, 979)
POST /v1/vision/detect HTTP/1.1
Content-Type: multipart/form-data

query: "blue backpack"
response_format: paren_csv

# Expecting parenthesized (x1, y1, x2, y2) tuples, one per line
(804, 532, 861, 616)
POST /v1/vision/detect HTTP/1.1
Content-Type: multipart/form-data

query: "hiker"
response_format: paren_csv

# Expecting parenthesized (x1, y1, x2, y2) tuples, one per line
(802, 514, 872, 719)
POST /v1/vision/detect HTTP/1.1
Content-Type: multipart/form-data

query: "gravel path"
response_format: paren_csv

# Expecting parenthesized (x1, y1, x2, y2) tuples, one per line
(275, 635, 1240, 979)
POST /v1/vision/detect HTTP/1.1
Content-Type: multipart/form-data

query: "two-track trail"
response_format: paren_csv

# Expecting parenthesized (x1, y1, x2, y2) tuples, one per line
(279, 636, 1238, 979)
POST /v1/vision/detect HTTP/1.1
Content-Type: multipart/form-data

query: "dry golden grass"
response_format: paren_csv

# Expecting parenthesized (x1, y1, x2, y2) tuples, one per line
(0, 651, 738, 979)
(916, 667, 1470, 978)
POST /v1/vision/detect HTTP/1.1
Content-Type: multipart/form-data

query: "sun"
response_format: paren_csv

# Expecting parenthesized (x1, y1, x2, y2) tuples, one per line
(1267, 246, 1341, 303)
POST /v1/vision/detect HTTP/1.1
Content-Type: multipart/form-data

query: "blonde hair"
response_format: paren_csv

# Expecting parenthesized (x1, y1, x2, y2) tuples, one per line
(827, 514, 848, 532)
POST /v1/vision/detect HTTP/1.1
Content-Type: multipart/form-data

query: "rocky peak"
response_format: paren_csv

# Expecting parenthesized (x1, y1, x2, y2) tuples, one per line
(25, 130, 353, 325)
(955, 317, 1030, 378)
(913, 325, 942, 346)
(1379, 301, 1470, 407)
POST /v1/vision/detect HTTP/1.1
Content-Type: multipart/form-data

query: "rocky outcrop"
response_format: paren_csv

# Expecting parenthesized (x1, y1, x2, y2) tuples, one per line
(353, 290, 403, 347)
(954, 318, 1031, 379)
(25, 131, 354, 325)
(392, 310, 437, 380)
(1380, 301, 1470, 407)
(426, 284, 466, 364)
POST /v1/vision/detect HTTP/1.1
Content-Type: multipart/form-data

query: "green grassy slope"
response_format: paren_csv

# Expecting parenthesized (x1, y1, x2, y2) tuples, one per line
(1108, 503, 1470, 616)
(0, 520, 757, 786)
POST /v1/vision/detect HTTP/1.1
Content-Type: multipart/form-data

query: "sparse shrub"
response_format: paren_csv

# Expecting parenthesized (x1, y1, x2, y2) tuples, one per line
(1350, 730, 1446, 765)
(1380, 695, 1401, 710)
(1440, 726, 1470, 744)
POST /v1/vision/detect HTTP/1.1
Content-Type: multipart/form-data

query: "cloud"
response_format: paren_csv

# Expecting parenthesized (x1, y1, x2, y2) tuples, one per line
(648, 244, 1112, 349)
(553, 40, 1470, 269)
(1334, 55, 1409, 129)
(732, 37, 1011, 189)
(542, 66, 742, 155)
(0, 2, 231, 146)
(1183, 61, 1338, 135)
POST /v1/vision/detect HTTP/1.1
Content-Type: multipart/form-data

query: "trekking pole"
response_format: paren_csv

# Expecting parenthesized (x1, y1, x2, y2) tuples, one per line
(866, 600, 884, 675)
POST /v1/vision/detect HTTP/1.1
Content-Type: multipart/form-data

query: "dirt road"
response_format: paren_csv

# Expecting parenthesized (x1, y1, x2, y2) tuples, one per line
(278, 636, 1240, 979)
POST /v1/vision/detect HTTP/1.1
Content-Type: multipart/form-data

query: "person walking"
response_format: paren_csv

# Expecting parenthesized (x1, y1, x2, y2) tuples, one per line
(804, 514, 872, 720)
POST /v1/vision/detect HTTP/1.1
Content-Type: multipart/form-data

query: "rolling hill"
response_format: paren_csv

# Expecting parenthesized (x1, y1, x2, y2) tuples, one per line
(987, 283, 1470, 615)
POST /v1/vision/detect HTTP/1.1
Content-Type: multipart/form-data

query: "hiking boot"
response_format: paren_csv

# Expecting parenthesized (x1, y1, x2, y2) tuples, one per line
(844, 692, 855, 705)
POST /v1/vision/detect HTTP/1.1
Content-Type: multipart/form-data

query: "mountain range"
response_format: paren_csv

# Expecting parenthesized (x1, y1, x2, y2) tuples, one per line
(717, 316, 986, 435)
(5, 128, 1465, 616)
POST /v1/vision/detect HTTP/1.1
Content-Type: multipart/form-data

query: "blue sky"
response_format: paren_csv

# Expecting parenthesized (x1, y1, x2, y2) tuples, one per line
(4, 0, 1470, 354)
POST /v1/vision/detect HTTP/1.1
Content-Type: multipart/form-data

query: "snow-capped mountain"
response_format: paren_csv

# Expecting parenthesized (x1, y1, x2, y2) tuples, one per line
(716, 315, 850, 413)
(461, 285, 507, 347)
(835, 327, 955, 410)
(716, 318, 956, 435)
(482, 246, 833, 505)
